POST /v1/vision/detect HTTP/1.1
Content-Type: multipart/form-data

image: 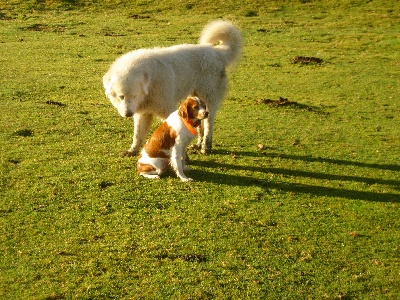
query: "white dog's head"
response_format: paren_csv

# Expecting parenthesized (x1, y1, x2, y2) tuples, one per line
(103, 71, 150, 118)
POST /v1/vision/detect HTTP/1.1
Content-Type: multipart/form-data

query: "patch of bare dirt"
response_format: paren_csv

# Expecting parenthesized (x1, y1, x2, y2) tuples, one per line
(21, 24, 67, 33)
(291, 56, 323, 65)
(256, 97, 328, 114)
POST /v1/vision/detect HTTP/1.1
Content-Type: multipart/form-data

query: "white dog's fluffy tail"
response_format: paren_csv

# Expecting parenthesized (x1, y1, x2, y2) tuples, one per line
(199, 20, 242, 66)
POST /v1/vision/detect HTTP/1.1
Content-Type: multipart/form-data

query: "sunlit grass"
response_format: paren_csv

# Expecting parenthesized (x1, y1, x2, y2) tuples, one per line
(1, 0, 399, 299)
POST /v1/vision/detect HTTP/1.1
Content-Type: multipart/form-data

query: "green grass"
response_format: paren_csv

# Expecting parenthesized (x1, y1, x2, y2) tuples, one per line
(1, 0, 399, 299)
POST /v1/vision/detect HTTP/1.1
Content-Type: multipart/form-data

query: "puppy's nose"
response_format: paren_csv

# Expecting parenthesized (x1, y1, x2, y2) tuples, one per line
(204, 111, 209, 118)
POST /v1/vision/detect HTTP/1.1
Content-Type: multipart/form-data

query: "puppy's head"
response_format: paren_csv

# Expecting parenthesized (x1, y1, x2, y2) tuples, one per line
(178, 97, 209, 122)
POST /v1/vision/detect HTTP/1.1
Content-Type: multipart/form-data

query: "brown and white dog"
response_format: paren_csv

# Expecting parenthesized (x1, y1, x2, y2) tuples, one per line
(137, 97, 208, 182)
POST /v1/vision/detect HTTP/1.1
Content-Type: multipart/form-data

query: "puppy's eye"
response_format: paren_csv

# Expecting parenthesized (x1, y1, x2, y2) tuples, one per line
(193, 105, 199, 110)
(119, 95, 125, 100)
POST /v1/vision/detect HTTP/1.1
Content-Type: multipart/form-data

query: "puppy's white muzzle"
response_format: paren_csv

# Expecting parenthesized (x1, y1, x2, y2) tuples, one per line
(199, 109, 209, 120)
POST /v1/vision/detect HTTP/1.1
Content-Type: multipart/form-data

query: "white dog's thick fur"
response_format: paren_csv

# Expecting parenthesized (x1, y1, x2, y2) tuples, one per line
(103, 20, 242, 156)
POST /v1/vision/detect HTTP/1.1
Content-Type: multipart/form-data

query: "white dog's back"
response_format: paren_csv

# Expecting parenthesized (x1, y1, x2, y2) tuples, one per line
(107, 20, 241, 76)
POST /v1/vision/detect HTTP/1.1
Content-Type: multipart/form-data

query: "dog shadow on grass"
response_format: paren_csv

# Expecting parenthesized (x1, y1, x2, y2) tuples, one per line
(190, 149, 400, 203)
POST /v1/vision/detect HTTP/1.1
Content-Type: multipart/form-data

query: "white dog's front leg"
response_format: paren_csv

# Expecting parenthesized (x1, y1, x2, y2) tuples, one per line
(171, 146, 193, 182)
(122, 113, 153, 157)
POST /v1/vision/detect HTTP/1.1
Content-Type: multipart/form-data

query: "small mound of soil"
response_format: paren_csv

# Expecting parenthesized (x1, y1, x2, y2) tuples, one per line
(129, 14, 150, 19)
(257, 97, 298, 107)
(21, 24, 66, 33)
(291, 56, 323, 65)
(46, 100, 66, 107)
(14, 129, 34, 137)
(256, 97, 328, 115)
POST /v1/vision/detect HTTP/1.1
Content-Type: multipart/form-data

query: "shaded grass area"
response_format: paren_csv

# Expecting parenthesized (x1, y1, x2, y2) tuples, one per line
(1, 0, 399, 299)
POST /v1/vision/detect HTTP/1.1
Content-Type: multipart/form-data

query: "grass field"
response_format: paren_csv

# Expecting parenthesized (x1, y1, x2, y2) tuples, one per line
(1, 0, 399, 299)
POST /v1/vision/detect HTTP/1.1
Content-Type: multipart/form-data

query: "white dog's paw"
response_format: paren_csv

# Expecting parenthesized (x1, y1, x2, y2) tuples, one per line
(201, 145, 211, 154)
(180, 177, 194, 182)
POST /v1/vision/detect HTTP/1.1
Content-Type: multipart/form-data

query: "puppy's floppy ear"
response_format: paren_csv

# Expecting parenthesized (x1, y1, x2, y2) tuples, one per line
(178, 100, 189, 119)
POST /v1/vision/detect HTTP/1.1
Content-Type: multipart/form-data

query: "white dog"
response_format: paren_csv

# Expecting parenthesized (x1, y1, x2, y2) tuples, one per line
(103, 20, 241, 156)
(137, 97, 208, 182)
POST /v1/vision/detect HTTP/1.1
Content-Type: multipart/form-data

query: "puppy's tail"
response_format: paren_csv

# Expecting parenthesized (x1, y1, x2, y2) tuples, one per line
(199, 20, 242, 67)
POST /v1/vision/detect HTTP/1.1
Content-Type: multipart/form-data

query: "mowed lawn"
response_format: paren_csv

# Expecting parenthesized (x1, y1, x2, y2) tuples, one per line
(0, 0, 399, 299)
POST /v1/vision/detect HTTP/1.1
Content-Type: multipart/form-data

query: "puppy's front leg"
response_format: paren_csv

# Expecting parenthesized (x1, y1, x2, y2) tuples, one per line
(171, 146, 193, 182)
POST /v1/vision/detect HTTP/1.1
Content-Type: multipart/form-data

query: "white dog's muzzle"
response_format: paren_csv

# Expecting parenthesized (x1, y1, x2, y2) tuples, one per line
(117, 101, 134, 117)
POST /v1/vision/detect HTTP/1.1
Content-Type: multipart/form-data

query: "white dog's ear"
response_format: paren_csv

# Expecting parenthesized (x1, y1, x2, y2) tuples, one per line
(103, 73, 111, 93)
(102, 72, 110, 86)
(141, 73, 150, 95)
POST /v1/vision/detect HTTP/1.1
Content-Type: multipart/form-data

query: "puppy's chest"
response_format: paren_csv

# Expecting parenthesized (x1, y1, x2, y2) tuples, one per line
(144, 121, 191, 157)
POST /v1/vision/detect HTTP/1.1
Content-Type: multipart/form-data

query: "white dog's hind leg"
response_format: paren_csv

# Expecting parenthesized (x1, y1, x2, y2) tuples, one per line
(196, 121, 204, 150)
(197, 75, 227, 154)
(201, 114, 215, 154)
(122, 113, 153, 157)
(182, 149, 191, 171)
